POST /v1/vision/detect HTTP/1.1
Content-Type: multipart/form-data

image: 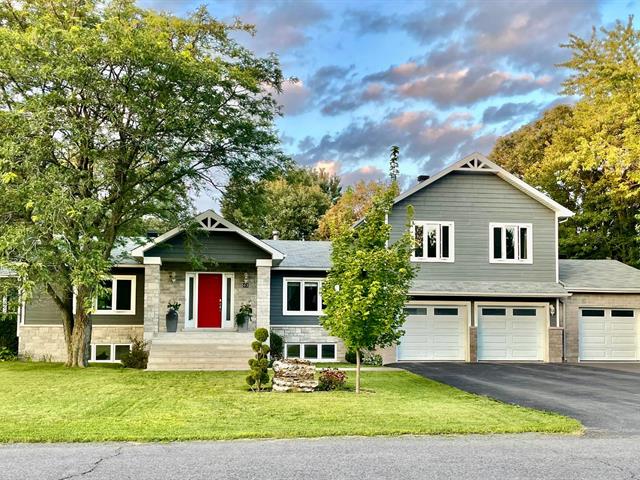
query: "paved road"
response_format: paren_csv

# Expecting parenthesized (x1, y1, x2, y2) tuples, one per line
(1, 435, 640, 480)
(397, 362, 640, 435)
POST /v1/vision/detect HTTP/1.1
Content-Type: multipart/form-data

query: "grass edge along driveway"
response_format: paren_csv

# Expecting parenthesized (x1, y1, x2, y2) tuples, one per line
(0, 363, 582, 442)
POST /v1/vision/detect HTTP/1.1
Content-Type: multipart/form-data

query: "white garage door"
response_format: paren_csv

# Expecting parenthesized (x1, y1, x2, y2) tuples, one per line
(478, 306, 545, 361)
(579, 309, 639, 361)
(397, 305, 466, 361)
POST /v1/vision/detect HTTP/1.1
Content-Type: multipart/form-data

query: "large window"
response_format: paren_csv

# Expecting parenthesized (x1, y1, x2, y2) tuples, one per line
(285, 343, 337, 361)
(489, 223, 532, 264)
(95, 275, 136, 315)
(283, 278, 323, 315)
(411, 221, 454, 262)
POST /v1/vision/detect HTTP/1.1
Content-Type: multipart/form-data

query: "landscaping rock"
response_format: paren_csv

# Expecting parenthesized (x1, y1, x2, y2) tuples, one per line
(272, 359, 318, 392)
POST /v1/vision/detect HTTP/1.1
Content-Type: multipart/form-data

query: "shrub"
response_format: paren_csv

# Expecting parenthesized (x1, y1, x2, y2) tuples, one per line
(0, 346, 16, 362)
(345, 349, 360, 364)
(317, 368, 347, 391)
(120, 337, 149, 369)
(270, 330, 284, 360)
(363, 352, 383, 366)
(246, 328, 270, 391)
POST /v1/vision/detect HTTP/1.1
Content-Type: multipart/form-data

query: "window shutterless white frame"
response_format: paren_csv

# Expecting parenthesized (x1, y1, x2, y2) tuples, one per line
(184, 272, 235, 329)
(489, 223, 533, 264)
(284, 342, 337, 361)
(90, 343, 132, 363)
(93, 275, 137, 315)
(283, 278, 323, 316)
(410, 221, 455, 263)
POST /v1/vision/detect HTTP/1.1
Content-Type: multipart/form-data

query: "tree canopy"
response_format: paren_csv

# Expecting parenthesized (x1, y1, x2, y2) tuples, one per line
(490, 18, 640, 267)
(0, 0, 286, 366)
(221, 166, 340, 240)
(320, 184, 415, 393)
(315, 180, 386, 240)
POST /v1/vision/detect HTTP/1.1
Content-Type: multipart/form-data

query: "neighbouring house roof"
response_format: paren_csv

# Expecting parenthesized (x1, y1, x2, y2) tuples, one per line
(559, 259, 640, 293)
(130, 210, 284, 261)
(409, 280, 571, 297)
(393, 152, 575, 218)
(112, 237, 145, 265)
(264, 240, 331, 270)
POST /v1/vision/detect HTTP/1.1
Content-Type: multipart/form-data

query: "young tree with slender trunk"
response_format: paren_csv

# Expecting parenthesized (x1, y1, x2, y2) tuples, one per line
(320, 183, 415, 393)
(0, 0, 286, 366)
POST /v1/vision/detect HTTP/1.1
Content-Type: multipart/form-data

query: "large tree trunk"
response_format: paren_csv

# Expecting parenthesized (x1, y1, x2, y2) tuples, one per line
(68, 287, 91, 367)
(355, 349, 361, 394)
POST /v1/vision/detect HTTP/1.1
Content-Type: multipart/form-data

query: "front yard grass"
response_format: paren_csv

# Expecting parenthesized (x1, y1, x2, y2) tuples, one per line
(0, 362, 581, 442)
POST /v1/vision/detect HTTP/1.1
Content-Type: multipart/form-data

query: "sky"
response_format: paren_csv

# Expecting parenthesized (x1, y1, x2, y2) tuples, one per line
(139, 0, 639, 209)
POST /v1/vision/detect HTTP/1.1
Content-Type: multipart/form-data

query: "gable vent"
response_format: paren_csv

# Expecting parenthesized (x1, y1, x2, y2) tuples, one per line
(459, 156, 495, 171)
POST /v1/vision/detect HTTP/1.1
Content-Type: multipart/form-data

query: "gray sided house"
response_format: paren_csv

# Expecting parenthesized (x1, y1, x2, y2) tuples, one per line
(11, 153, 640, 368)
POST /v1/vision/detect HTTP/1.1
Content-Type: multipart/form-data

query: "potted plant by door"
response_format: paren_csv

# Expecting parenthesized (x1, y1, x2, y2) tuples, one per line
(235, 303, 252, 332)
(166, 302, 181, 333)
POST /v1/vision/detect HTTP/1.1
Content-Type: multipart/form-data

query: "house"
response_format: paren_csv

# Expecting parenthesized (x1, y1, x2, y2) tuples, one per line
(10, 153, 640, 368)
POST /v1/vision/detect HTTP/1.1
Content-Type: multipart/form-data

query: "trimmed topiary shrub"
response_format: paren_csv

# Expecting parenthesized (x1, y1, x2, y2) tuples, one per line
(246, 328, 270, 391)
(120, 337, 149, 369)
(317, 368, 347, 391)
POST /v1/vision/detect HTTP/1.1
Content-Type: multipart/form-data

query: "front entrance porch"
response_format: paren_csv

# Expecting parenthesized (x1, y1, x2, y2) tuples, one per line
(141, 258, 273, 370)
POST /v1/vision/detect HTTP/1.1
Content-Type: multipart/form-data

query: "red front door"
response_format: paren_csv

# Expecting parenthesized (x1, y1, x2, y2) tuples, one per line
(198, 273, 223, 328)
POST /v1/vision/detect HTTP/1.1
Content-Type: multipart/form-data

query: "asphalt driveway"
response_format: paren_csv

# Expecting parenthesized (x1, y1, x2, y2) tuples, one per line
(396, 362, 640, 435)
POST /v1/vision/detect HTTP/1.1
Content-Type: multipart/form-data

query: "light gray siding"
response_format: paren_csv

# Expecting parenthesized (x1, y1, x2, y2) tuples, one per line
(389, 172, 557, 283)
(23, 268, 145, 326)
(270, 271, 326, 326)
(146, 231, 271, 263)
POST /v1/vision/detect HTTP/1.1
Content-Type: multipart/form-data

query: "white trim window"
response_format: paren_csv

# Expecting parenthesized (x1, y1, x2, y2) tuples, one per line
(285, 343, 337, 361)
(94, 275, 137, 315)
(489, 223, 533, 264)
(91, 343, 132, 363)
(283, 278, 323, 316)
(411, 221, 454, 262)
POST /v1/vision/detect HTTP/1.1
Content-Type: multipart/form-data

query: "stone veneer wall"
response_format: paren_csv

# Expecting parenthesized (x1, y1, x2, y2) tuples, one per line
(270, 326, 347, 362)
(155, 265, 257, 333)
(19, 325, 144, 362)
(548, 327, 564, 362)
(562, 293, 640, 363)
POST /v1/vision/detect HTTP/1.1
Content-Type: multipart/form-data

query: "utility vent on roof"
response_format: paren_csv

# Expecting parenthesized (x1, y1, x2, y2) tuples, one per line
(199, 216, 229, 231)
(458, 157, 495, 171)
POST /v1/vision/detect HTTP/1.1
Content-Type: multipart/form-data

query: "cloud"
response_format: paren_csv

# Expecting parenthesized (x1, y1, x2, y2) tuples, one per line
(296, 109, 486, 172)
(229, 0, 330, 54)
(316, 0, 599, 115)
(395, 68, 552, 108)
(482, 102, 539, 124)
(276, 80, 312, 115)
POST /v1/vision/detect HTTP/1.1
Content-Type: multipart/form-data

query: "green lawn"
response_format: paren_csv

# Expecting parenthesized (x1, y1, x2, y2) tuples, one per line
(0, 362, 581, 442)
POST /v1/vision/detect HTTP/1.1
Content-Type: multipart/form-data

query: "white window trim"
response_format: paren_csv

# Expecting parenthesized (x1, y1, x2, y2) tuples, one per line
(284, 342, 337, 362)
(93, 275, 137, 315)
(410, 221, 455, 263)
(90, 343, 132, 363)
(489, 223, 533, 264)
(283, 277, 324, 316)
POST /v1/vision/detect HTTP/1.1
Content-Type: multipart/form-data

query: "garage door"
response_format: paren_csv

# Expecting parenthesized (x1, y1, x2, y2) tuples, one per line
(478, 306, 545, 361)
(579, 309, 639, 361)
(397, 305, 466, 361)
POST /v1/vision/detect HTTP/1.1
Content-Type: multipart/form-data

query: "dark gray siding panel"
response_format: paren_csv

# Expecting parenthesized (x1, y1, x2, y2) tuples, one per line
(389, 172, 557, 283)
(270, 271, 326, 326)
(146, 231, 271, 263)
(23, 268, 145, 326)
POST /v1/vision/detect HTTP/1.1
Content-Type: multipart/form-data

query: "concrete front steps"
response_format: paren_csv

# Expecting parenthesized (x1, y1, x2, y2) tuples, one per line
(146, 331, 255, 371)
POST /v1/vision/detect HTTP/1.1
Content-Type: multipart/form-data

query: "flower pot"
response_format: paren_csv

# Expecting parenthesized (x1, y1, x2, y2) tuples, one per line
(166, 310, 179, 332)
(236, 314, 251, 332)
